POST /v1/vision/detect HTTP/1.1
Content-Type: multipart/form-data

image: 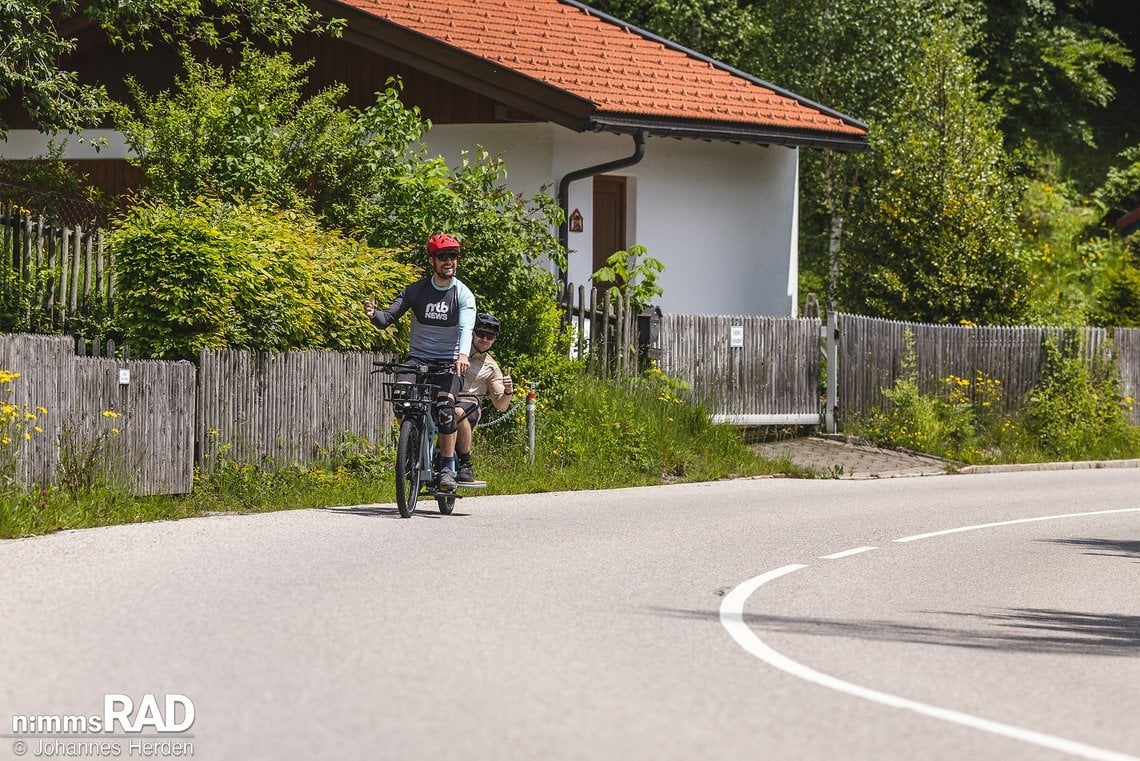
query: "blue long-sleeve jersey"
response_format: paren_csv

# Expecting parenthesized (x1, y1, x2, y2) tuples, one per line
(371, 275, 475, 361)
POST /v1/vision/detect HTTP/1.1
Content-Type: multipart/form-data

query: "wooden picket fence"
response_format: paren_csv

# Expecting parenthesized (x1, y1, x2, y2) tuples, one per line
(835, 313, 1118, 423)
(656, 313, 823, 424)
(560, 281, 641, 379)
(196, 348, 396, 469)
(1, 204, 111, 331)
(1, 336, 399, 495)
(9, 315, 1140, 497)
(1, 334, 194, 495)
(1107, 327, 1140, 426)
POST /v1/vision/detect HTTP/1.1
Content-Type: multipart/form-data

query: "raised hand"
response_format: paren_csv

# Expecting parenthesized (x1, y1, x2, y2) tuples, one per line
(503, 367, 514, 395)
(364, 293, 376, 317)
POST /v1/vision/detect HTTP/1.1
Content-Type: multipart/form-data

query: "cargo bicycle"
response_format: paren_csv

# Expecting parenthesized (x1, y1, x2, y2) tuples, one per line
(373, 360, 484, 518)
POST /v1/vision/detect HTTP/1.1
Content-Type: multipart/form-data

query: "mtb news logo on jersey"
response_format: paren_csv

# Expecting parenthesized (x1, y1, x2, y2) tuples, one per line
(424, 300, 450, 321)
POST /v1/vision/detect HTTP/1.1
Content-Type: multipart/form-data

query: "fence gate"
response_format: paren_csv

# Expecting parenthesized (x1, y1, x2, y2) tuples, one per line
(655, 314, 823, 425)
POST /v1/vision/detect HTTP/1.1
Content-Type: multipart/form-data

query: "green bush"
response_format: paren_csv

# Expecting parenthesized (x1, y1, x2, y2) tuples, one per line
(1018, 337, 1139, 460)
(852, 373, 988, 462)
(1090, 235, 1140, 327)
(109, 198, 415, 359)
(115, 48, 566, 367)
(849, 334, 1140, 463)
(359, 148, 567, 364)
(477, 361, 779, 490)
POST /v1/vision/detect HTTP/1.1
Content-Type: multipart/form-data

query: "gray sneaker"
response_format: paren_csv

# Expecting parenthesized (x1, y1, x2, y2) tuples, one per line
(437, 467, 458, 492)
(457, 463, 475, 483)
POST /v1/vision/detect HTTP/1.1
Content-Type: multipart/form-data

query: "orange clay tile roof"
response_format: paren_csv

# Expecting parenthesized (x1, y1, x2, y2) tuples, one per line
(335, 0, 866, 142)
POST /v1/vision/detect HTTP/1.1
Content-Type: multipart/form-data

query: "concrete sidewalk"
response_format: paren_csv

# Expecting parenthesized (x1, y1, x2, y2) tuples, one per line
(752, 434, 1140, 479)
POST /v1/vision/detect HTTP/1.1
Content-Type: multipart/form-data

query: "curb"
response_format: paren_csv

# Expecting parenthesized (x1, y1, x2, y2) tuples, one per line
(957, 459, 1140, 475)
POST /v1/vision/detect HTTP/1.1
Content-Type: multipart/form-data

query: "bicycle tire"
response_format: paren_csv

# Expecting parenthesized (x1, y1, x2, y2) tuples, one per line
(436, 494, 456, 515)
(395, 418, 422, 518)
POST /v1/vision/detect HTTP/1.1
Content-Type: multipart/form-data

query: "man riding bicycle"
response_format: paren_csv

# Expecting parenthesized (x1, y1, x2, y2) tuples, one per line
(455, 312, 514, 483)
(365, 233, 475, 492)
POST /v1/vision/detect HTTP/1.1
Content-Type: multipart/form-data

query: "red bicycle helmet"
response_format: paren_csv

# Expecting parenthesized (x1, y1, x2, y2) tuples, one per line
(426, 233, 461, 256)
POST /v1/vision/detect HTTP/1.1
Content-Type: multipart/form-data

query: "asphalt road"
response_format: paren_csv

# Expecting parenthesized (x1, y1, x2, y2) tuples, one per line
(1, 470, 1138, 761)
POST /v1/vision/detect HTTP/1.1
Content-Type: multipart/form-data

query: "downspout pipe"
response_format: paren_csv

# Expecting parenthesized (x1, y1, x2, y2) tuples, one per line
(557, 129, 646, 287)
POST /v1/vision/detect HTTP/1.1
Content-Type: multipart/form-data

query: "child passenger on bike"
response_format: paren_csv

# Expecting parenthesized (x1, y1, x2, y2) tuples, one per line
(454, 313, 514, 483)
(364, 233, 475, 492)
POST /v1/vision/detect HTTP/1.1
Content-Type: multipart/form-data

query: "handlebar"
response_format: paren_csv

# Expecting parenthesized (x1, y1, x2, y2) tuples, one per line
(372, 359, 456, 376)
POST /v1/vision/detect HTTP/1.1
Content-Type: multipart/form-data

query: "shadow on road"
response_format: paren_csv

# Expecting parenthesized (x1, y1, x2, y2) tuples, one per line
(654, 606, 1140, 657)
(319, 505, 470, 519)
(1045, 537, 1140, 561)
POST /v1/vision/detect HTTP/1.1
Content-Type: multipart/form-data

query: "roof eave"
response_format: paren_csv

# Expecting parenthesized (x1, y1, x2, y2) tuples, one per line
(317, 0, 595, 128)
(561, 0, 869, 134)
(588, 115, 869, 153)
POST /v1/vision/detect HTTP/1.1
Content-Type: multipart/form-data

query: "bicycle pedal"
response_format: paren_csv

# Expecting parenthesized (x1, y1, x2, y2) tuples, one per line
(424, 490, 463, 499)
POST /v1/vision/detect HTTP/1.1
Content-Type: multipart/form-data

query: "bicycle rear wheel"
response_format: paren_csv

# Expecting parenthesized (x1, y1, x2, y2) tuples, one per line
(395, 418, 423, 518)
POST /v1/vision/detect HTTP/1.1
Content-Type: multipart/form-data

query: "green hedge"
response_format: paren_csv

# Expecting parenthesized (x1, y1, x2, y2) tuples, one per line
(109, 198, 415, 359)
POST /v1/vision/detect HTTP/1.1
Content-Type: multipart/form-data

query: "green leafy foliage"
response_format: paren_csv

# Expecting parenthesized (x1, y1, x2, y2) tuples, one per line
(1090, 236, 1140, 327)
(850, 333, 1140, 463)
(584, 0, 766, 66)
(115, 51, 429, 230)
(1019, 336, 1138, 459)
(115, 49, 565, 365)
(1019, 167, 1120, 325)
(840, 18, 1031, 324)
(1093, 145, 1140, 221)
(979, 0, 1133, 154)
(0, 0, 332, 139)
(591, 244, 665, 313)
(108, 199, 414, 359)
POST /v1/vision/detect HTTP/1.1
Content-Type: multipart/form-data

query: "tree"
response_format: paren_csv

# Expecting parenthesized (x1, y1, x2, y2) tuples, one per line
(0, 0, 336, 139)
(840, 18, 1031, 324)
(1093, 144, 1140, 221)
(744, 0, 969, 309)
(978, 0, 1133, 156)
(581, 0, 765, 65)
(111, 49, 566, 361)
(590, 0, 968, 308)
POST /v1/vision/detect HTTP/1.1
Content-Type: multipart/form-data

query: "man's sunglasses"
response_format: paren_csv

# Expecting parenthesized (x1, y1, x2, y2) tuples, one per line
(474, 330, 498, 340)
(433, 250, 459, 261)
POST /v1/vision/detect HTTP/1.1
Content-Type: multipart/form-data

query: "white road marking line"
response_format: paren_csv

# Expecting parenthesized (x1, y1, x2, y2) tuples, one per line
(720, 564, 1140, 761)
(821, 546, 877, 559)
(895, 507, 1140, 543)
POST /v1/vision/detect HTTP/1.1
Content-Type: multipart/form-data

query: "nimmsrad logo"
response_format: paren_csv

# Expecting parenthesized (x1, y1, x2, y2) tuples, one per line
(11, 694, 195, 734)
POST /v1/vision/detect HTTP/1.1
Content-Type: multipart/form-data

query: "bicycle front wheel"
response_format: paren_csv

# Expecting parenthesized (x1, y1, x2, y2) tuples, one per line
(395, 418, 423, 518)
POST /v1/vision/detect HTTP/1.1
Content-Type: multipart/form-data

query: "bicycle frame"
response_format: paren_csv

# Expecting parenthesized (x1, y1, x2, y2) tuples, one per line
(374, 360, 459, 517)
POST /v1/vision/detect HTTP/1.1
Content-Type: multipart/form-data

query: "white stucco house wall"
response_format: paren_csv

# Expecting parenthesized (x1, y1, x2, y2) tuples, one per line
(425, 123, 802, 315)
(1, 0, 865, 317)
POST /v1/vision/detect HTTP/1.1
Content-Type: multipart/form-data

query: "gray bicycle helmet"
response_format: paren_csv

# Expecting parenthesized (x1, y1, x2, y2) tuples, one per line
(475, 313, 501, 334)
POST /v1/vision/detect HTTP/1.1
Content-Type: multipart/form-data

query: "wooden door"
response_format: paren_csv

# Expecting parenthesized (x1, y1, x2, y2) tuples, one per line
(592, 175, 627, 280)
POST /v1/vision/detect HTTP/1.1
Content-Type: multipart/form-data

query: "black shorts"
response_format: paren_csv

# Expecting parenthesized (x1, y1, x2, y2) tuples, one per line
(457, 399, 481, 428)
